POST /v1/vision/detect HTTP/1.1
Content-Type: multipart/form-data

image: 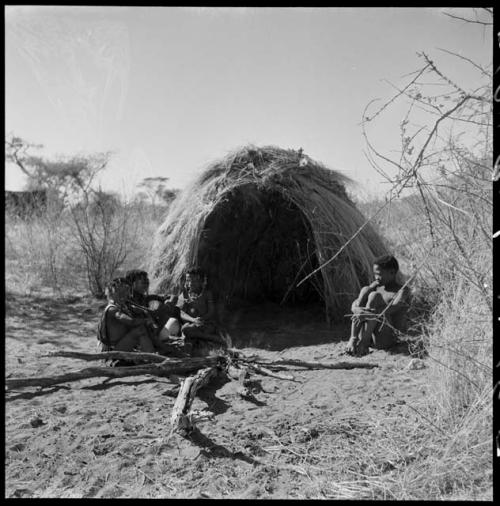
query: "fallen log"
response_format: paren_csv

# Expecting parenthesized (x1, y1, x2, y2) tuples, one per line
(170, 366, 218, 434)
(6, 356, 224, 390)
(8, 348, 379, 392)
(43, 350, 169, 364)
(228, 350, 379, 371)
(258, 358, 379, 371)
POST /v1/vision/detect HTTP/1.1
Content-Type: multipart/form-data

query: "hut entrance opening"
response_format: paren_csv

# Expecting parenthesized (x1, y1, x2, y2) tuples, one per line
(197, 185, 324, 313)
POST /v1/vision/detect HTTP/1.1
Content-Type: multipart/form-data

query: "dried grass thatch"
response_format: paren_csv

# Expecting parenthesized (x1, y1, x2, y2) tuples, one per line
(150, 145, 387, 323)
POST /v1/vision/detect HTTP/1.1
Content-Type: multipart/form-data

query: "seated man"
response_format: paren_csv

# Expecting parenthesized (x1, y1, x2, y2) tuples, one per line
(166, 268, 227, 355)
(97, 277, 157, 355)
(125, 269, 181, 351)
(345, 255, 410, 356)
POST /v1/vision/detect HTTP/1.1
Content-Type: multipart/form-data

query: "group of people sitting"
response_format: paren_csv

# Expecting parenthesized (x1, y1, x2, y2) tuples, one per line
(97, 267, 225, 360)
(97, 254, 409, 362)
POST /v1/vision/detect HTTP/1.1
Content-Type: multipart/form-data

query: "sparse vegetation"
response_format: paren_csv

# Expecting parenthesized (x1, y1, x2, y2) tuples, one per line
(4, 9, 491, 500)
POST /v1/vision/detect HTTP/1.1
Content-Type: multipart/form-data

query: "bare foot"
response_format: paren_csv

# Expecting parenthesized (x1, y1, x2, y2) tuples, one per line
(345, 337, 358, 356)
(355, 345, 370, 357)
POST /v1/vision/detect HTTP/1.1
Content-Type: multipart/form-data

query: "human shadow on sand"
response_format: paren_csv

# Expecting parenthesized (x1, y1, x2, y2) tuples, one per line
(187, 427, 260, 465)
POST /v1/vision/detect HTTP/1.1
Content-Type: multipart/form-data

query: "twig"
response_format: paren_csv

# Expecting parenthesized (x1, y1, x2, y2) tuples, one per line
(419, 52, 466, 94)
(246, 362, 296, 381)
(406, 404, 447, 436)
(296, 201, 390, 287)
(436, 47, 490, 77)
(359, 65, 430, 125)
(443, 11, 492, 26)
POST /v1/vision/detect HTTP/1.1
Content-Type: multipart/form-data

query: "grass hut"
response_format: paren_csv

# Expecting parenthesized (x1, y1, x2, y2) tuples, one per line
(150, 145, 387, 324)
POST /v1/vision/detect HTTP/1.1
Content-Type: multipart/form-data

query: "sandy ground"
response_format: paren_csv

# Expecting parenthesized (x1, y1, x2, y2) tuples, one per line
(5, 291, 431, 499)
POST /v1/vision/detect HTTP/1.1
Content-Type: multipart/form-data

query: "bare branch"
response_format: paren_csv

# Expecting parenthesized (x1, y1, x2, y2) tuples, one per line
(436, 47, 491, 77)
(443, 11, 493, 26)
(419, 52, 466, 94)
(359, 65, 430, 125)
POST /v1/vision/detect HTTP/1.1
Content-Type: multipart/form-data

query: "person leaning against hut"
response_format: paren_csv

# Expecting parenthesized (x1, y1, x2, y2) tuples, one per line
(345, 255, 410, 356)
(97, 277, 157, 356)
(165, 268, 225, 354)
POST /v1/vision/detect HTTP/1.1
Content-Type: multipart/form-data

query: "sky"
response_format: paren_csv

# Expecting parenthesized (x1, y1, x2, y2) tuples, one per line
(5, 6, 492, 199)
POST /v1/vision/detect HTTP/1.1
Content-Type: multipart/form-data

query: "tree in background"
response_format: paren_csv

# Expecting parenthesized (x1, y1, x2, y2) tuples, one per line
(6, 134, 110, 207)
(5, 134, 133, 298)
(137, 176, 179, 218)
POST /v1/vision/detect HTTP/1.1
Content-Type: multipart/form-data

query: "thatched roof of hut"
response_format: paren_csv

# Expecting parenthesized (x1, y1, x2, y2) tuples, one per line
(150, 145, 387, 322)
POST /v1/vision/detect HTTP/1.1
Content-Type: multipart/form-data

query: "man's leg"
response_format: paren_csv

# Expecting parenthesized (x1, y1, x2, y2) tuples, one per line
(346, 317, 363, 354)
(365, 291, 398, 349)
(182, 322, 220, 340)
(182, 322, 223, 356)
(114, 327, 142, 352)
(154, 303, 181, 329)
(357, 292, 389, 355)
(138, 331, 156, 353)
(372, 324, 397, 349)
(357, 319, 378, 355)
(182, 323, 202, 356)
(165, 317, 181, 337)
(114, 326, 156, 354)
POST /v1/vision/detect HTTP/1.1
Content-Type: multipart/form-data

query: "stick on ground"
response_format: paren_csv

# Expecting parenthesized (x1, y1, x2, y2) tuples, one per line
(260, 358, 379, 370)
(170, 367, 218, 434)
(6, 356, 222, 390)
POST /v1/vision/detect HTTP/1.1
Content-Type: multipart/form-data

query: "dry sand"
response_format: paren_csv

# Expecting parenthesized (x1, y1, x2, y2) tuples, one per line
(5, 291, 430, 499)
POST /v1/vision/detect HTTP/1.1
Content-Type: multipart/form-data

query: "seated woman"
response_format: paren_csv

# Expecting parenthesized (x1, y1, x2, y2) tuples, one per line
(165, 268, 227, 355)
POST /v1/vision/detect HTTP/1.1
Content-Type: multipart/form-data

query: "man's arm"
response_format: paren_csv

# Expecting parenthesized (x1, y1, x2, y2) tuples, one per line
(180, 310, 200, 324)
(383, 286, 410, 315)
(108, 306, 149, 327)
(176, 292, 199, 324)
(351, 282, 379, 314)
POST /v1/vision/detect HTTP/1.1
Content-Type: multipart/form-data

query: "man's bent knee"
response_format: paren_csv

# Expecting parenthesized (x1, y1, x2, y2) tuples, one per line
(166, 318, 180, 337)
(367, 291, 385, 309)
